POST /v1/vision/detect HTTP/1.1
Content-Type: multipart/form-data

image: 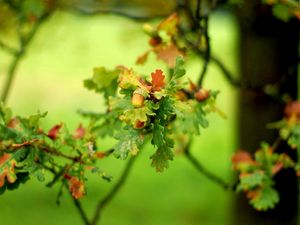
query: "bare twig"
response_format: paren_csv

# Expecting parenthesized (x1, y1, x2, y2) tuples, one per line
(198, 17, 211, 86)
(91, 156, 136, 225)
(185, 149, 233, 190)
(41, 163, 91, 225)
(72, 197, 91, 225)
(71, 6, 167, 21)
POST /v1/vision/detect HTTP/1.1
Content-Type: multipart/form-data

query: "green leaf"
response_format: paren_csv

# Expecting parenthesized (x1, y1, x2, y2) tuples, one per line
(121, 106, 155, 126)
(250, 186, 279, 211)
(272, 4, 291, 22)
(152, 122, 165, 148)
(173, 57, 185, 79)
(0, 103, 12, 125)
(114, 127, 144, 159)
(84, 67, 119, 100)
(237, 171, 266, 191)
(175, 100, 209, 135)
(151, 147, 173, 172)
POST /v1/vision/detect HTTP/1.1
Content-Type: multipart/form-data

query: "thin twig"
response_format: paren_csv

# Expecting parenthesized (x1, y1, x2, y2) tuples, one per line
(198, 17, 210, 86)
(71, 6, 167, 21)
(1, 13, 51, 103)
(91, 156, 136, 225)
(72, 197, 91, 225)
(185, 150, 233, 190)
(41, 163, 91, 225)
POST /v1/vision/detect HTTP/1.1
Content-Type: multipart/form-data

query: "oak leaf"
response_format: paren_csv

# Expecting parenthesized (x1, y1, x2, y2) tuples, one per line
(0, 153, 17, 187)
(155, 44, 183, 68)
(47, 124, 62, 140)
(151, 69, 165, 92)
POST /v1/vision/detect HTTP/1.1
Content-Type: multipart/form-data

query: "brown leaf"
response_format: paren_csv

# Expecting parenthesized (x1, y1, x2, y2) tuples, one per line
(136, 51, 149, 65)
(151, 69, 165, 91)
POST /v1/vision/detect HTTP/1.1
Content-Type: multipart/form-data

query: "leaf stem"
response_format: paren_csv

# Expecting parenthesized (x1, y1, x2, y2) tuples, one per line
(91, 156, 136, 225)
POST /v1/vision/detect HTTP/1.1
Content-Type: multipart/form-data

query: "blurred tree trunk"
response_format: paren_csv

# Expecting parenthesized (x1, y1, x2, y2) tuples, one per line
(235, 1, 299, 225)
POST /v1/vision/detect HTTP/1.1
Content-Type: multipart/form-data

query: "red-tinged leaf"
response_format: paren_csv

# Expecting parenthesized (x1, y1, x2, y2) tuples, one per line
(294, 10, 300, 20)
(272, 162, 283, 175)
(151, 69, 165, 92)
(189, 79, 197, 91)
(73, 124, 85, 140)
(7, 118, 19, 128)
(232, 150, 257, 170)
(284, 101, 300, 119)
(48, 124, 62, 140)
(63, 173, 72, 180)
(95, 152, 106, 159)
(0, 153, 17, 187)
(246, 189, 260, 200)
(69, 177, 85, 199)
(155, 44, 183, 68)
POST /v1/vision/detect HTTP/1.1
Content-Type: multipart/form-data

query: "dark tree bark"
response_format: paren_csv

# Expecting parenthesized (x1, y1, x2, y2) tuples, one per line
(235, 1, 299, 225)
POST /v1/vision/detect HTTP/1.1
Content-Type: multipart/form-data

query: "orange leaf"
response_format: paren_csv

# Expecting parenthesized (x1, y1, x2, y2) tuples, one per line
(0, 153, 17, 187)
(69, 177, 85, 199)
(246, 189, 261, 200)
(232, 150, 256, 170)
(272, 162, 283, 175)
(151, 69, 165, 92)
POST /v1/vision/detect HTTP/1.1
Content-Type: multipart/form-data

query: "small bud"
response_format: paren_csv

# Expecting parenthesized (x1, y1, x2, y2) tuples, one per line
(149, 37, 162, 47)
(194, 89, 210, 102)
(131, 93, 145, 108)
(143, 23, 156, 36)
(134, 120, 145, 129)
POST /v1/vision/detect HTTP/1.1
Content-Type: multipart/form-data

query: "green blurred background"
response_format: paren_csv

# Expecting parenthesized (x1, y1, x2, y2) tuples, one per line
(0, 9, 239, 225)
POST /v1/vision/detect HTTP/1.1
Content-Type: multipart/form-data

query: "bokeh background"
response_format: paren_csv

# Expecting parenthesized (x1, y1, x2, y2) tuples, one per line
(0, 2, 254, 225)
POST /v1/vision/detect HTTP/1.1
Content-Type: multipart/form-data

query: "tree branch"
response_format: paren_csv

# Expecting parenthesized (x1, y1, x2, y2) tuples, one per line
(91, 156, 136, 225)
(1, 13, 51, 103)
